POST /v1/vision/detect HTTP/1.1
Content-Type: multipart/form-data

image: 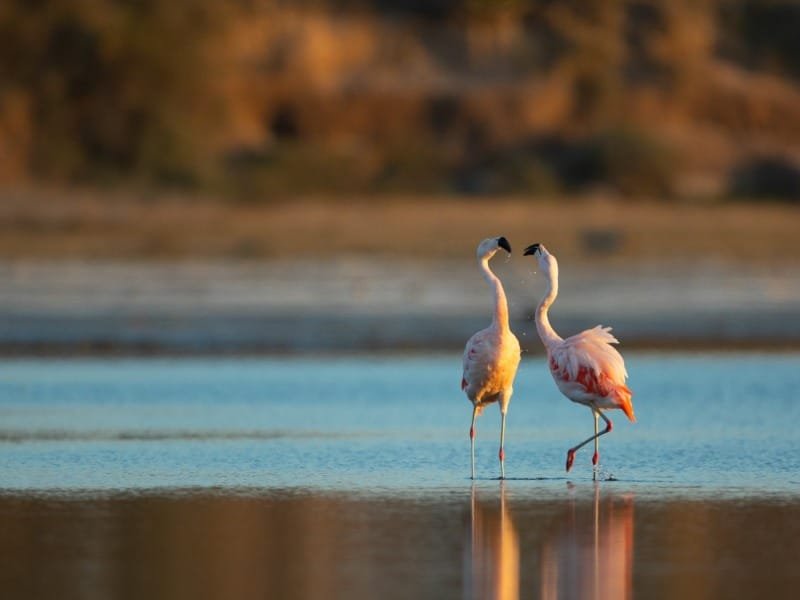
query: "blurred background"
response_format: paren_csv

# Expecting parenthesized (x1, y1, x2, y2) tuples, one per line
(1, 0, 799, 353)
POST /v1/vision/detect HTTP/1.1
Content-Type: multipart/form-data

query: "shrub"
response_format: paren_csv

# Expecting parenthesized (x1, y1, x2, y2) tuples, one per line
(729, 156, 800, 201)
(588, 128, 677, 197)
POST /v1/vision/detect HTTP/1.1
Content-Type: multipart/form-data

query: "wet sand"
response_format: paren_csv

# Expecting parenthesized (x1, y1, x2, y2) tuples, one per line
(1, 486, 797, 600)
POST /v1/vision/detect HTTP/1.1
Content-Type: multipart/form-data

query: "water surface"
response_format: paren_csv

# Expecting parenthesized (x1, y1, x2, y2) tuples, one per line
(1, 353, 797, 496)
(1, 353, 799, 599)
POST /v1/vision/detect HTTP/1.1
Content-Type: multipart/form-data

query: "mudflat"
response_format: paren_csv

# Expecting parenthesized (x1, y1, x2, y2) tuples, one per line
(1, 190, 798, 264)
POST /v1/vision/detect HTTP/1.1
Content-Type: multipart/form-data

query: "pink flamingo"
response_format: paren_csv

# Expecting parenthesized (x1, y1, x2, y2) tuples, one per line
(524, 243, 635, 478)
(462, 237, 521, 480)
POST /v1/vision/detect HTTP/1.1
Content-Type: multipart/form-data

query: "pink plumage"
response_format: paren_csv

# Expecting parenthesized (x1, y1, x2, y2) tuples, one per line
(462, 329, 520, 414)
(548, 326, 635, 422)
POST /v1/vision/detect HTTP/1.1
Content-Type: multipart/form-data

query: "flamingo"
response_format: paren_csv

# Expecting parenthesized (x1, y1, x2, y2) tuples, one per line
(462, 236, 521, 480)
(523, 243, 635, 479)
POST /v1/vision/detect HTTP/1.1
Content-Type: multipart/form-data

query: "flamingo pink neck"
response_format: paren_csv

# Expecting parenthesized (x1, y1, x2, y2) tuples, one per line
(535, 267, 563, 349)
(480, 257, 510, 330)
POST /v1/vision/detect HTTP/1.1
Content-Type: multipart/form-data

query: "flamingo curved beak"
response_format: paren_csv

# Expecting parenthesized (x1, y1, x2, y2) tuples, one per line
(498, 237, 512, 254)
(523, 243, 540, 256)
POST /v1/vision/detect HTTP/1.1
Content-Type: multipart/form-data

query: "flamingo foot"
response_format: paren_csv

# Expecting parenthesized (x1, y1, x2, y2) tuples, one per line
(566, 449, 576, 472)
(592, 451, 599, 466)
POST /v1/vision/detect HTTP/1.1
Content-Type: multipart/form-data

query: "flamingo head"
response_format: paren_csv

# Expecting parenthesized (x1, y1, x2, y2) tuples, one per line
(477, 236, 512, 260)
(523, 242, 558, 276)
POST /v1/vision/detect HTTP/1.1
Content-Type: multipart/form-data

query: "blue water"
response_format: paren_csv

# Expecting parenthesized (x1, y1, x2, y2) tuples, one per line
(1, 352, 798, 498)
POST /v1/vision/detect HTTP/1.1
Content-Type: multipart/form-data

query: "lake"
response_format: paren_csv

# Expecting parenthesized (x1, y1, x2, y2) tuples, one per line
(1, 353, 799, 599)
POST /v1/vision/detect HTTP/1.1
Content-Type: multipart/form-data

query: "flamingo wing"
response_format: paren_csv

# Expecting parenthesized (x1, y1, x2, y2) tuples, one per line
(553, 326, 627, 382)
(462, 328, 494, 394)
(462, 327, 521, 404)
(549, 326, 635, 421)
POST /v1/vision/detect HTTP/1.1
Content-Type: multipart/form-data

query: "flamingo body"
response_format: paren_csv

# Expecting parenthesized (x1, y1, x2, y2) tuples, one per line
(547, 326, 635, 422)
(461, 236, 521, 479)
(462, 327, 520, 416)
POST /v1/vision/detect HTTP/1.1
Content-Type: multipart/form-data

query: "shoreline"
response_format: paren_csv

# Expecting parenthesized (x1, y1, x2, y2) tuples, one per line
(1, 256, 798, 354)
(1, 315, 799, 357)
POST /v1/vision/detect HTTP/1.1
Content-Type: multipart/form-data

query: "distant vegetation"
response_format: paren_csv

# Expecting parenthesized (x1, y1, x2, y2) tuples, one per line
(1, 0, 799, 200)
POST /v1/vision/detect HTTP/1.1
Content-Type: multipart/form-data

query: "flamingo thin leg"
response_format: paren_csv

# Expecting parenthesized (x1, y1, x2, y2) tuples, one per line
(566, 408, 613, 473)
(499, 409, 507, 480)
(592, 410, 600, 481)
(470, 405, 478, 480)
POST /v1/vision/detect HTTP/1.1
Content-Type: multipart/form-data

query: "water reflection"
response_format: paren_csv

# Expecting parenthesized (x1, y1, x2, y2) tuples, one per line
(464, 484, 520, 600)
(3, 489, 800, 599)
(540, 485, 635, 600)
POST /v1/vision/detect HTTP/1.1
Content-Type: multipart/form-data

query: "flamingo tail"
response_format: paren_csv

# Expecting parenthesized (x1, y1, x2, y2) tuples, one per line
(615, 385, 636, 423)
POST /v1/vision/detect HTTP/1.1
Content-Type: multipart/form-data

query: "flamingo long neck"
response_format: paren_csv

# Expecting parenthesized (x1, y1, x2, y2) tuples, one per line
(480, 257, 510, 331)
(536, 267, 563, 350)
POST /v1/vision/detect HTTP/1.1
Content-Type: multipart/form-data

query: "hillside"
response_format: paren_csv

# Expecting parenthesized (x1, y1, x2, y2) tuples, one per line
(1, 1, 799, 199)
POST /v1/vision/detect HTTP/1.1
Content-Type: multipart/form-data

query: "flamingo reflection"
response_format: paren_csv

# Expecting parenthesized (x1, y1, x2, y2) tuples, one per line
(541, 486, 634, 600)
(464, 484, 520, 600)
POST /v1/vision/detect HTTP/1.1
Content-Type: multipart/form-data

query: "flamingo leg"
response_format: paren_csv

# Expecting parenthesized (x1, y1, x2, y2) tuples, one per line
(499, 408, 507, 480)
(470, 405, 478, 480)
(592, 410, 600, 481)
(566, 408, 613, 473)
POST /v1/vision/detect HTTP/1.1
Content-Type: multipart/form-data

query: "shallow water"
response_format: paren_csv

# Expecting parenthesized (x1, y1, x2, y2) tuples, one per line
(1, 353, 798, 495)
(1, 353, 799, 599)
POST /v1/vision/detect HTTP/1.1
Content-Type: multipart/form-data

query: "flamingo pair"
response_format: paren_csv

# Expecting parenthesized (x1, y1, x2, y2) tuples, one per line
(461, 237, 636, 480)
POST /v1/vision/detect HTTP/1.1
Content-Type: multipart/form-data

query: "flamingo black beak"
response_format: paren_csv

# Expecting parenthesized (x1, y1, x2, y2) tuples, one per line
(498, 237, 512, 254)
(523, 243, 540, 256)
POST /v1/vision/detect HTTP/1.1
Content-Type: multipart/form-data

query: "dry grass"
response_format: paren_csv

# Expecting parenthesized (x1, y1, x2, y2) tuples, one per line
(1, 187, 798, 264)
